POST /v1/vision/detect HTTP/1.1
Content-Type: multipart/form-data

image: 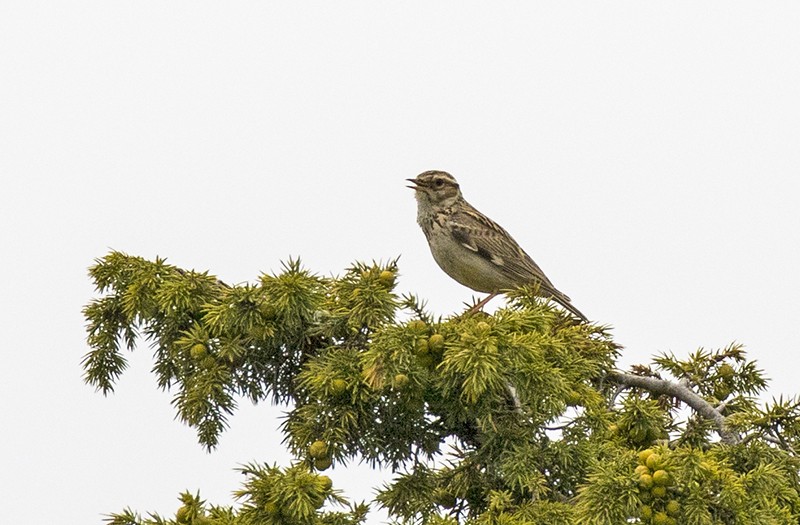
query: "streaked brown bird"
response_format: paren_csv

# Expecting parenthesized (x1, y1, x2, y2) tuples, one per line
(408, 170, 587, 321)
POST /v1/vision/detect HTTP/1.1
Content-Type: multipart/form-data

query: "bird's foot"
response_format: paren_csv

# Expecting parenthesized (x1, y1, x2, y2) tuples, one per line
(464, 292, 499, 315)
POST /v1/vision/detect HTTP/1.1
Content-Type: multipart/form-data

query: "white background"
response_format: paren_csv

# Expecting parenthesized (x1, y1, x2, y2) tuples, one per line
(2, 2, 799, 523)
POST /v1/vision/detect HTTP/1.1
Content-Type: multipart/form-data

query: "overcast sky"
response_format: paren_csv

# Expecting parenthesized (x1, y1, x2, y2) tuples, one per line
(2, 2, 800, 524)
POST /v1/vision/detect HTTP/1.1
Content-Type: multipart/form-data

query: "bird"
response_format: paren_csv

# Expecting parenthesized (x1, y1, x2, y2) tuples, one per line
(407, 170, 588, 321)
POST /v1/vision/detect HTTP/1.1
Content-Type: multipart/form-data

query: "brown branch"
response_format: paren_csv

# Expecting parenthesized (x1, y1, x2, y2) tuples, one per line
(607, 370, 740, 445)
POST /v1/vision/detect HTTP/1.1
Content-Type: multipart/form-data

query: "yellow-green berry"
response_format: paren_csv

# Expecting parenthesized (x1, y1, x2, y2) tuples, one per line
(394, 373, 410, 389)
(313, 457, 332, 471)
(646, 453, 662, 470)
(309, 440, 328, 459)
(330, 379, 348, 397)
(428, 334, 445, 352)
(379, 270, 396, 287)
(318, 475, 333, 491)
(638, 449, 655, 465)
(652, 469, 670, 487)
(190, 343, 207, 360)
(719, 363, 735, 380)
(639, 474, 654, 489)
(653, 511, 669, 525)
(407, 320, 427, 333)
(666, 499, 680, 516)
(651, 486, 667, 498)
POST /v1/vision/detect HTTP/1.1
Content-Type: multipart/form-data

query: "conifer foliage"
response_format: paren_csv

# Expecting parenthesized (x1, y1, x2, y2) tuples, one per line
(84, 251, 800, 525)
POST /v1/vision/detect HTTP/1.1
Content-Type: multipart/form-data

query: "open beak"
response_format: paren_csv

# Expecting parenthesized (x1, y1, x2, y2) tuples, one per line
(406, 178, 421, 191)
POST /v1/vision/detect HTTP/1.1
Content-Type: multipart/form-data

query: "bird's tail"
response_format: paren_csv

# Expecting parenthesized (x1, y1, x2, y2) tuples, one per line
(551, 292, 588, 323)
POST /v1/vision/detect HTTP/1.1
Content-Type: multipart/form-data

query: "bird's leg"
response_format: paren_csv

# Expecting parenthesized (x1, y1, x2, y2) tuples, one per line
(466, 292, 499, 314)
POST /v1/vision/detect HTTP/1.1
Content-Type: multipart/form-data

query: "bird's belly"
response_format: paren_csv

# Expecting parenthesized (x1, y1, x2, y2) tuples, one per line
(427, 232, 510, 293)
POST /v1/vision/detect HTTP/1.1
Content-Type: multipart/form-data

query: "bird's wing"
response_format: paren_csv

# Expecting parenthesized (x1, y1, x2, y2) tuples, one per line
(449, 205, 561, 295)
(449, 205, 588, 322)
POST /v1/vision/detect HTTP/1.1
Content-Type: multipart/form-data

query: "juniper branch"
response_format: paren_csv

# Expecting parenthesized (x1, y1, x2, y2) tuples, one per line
(607, 370, 740, 445)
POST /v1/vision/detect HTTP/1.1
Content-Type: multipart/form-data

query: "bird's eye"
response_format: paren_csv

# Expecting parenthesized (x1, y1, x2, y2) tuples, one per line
(433, 179, 445, 188)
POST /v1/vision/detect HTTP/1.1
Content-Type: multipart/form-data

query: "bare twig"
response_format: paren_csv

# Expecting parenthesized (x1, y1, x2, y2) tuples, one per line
(768, 428, 793, 452)
(607, 384, 626, 409)
(607, 370, 740, 445)
(543, 419, 579, 432)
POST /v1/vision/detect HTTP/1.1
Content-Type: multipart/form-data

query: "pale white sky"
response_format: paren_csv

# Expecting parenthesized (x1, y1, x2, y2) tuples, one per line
(2, 2, 800, 524)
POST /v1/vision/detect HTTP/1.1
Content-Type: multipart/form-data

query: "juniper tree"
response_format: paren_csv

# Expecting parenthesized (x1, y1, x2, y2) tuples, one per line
(83, 251, 800, 525)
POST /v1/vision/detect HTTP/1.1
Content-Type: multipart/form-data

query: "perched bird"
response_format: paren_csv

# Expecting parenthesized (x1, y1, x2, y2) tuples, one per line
(407, 170, 587, 321)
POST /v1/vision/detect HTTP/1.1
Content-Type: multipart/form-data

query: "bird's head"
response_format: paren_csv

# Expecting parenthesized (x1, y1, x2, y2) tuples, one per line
(407, 170, 463, 209)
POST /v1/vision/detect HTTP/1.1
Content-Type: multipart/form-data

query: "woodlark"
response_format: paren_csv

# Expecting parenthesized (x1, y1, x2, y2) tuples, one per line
(408, 170, 587, 321)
